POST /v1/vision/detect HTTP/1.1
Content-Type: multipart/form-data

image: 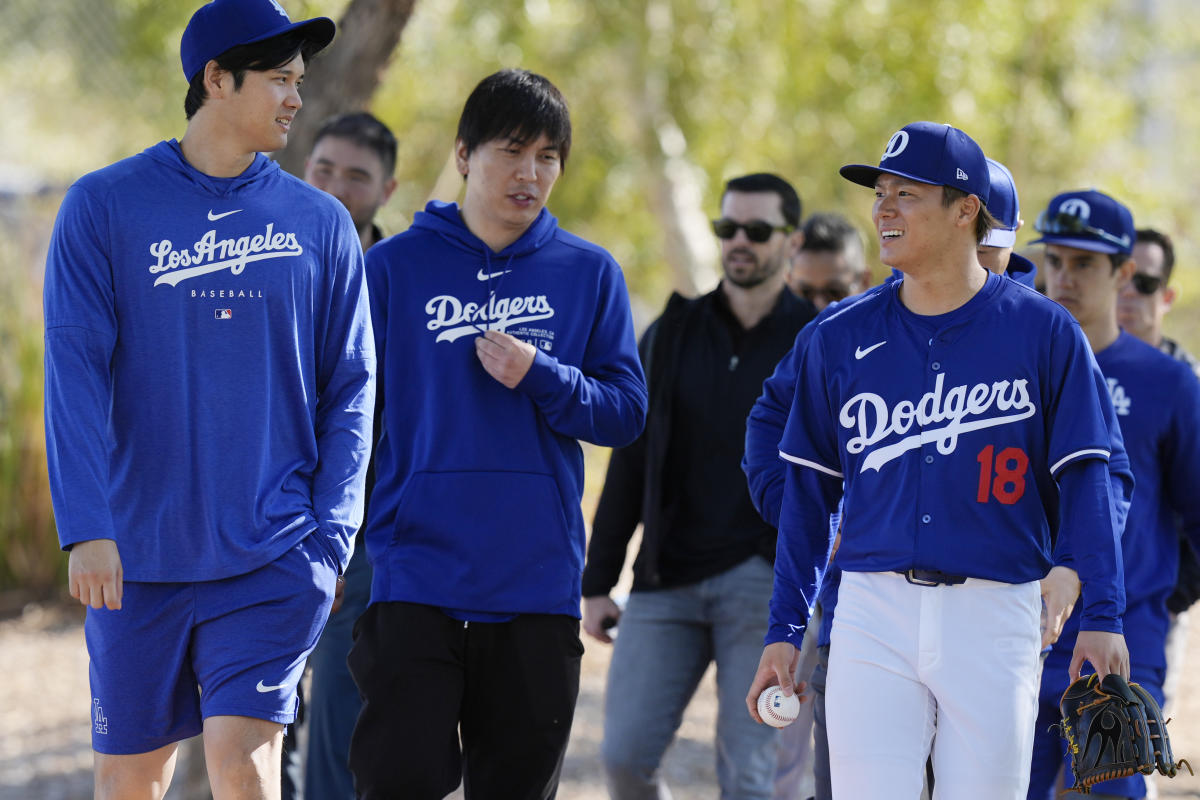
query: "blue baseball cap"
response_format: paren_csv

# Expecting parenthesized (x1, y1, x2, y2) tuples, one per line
(840, 121, 991, 205)
(1030, 190, 1134, 255)
(981, 158, 1020, 248)
(181, 0, 335, 82)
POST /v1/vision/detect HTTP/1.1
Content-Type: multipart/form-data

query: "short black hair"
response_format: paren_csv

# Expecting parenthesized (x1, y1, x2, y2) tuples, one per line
(456, 69, 572, 168)
(184, 30, 321, 120)
(800, 212, 864, 257)
(942, 185, 998, 245)
(311, 112, 398, 177)
(722, 173, 801, 228)
(1136, 228, 1176, 282)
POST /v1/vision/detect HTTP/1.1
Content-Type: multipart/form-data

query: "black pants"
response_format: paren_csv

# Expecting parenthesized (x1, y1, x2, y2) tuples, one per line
(347, 601, 583, 800)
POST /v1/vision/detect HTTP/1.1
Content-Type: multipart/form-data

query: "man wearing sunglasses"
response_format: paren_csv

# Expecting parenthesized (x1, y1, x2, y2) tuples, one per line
(583, 173, 816, 799)
(1029, 190, 1200, 800)
(786, 212, 870, 311)
(1119, 229, 1198, 372)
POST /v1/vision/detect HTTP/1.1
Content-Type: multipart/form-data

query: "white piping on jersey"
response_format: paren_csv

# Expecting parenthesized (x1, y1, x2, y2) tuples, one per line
(779, 450, 844, 479)
(819, 287, 884, 326)
(1049, 448, 1111, 476)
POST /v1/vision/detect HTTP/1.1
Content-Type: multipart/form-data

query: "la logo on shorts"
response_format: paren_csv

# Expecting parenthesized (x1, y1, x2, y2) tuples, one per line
(93, 698, 109, 735)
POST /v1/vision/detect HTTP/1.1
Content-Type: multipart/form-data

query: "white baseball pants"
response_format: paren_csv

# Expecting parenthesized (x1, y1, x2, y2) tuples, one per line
(826, 570, 1041, 799)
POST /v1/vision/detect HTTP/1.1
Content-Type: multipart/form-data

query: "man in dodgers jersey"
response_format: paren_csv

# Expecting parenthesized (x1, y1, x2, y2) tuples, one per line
(745, 155, 1133, 800)
(744, 155, 1134, 800)
(746, 122, 1129, 798)
(42, 1, 374, 797)
(1027, 190, 1200, 799)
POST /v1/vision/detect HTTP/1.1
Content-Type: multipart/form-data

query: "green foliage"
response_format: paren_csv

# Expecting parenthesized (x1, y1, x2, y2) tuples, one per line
(4, 0, 1200, 591)
(362, 0, 1198, 304)
(0, 197, 62, 594)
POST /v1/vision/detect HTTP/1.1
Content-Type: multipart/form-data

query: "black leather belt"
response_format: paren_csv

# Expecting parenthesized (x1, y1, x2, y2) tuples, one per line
(896, 568, 967, 587)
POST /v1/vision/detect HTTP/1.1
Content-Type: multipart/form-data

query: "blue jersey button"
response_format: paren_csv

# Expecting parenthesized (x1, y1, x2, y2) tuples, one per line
(931, 361, 941, 370)
(921, 514, 931, 523)
(925, 455, 934, 464)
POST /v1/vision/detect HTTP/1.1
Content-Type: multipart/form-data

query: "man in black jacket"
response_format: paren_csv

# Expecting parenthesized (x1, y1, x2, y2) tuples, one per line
(583, 173, 817, 799)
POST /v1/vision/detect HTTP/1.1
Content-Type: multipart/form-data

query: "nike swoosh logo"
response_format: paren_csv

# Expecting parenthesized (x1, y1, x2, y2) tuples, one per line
(477, 269, 511, 281)
(208, 209, 243, 221)
(255, 680, 291, 693)
(854, 340, 887, 360)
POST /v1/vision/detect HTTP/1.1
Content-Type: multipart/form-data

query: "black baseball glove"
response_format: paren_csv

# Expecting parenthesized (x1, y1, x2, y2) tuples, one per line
(1058, 672, 1192, 794)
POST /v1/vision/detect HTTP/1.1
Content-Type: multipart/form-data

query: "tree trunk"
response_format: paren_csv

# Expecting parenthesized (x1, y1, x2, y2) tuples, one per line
(626, 0, 717, 298)
(639, 116, 719, 298)
(275, 0, 419, 177)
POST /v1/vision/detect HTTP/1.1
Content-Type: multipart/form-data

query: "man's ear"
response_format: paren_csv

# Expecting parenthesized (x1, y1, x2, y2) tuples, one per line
(1163, 284, 1178, 311)
(202, 60, 231, 99)
(958, 193, 981, 228)
(1115, 256, 1137, 288)
(787, 230, 805, 259)
(382, 176, 398, 204)
(454, 139, 470, 178)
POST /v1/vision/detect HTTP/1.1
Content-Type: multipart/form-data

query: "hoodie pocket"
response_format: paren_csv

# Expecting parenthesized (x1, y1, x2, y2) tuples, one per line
(390, 470, 578, 611)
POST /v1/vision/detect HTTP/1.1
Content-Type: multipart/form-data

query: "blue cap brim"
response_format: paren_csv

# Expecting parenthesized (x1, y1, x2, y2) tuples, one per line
(261, 17, 335, 53)
(1027, 234, 1125, 255)
(839, 163, 943, 191)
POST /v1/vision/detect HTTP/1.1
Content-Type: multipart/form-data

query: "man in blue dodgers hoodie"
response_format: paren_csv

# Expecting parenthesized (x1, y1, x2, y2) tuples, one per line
(347, 69, 647, 799)
(42, 2, 374, 797)
(1028, 191, 1200, 800)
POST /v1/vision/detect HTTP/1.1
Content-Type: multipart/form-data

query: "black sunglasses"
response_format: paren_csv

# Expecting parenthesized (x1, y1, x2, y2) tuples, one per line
(1034, 209, 1131, 251)
(712, 218, 794, 243)
(1129, 273, 1164, 296)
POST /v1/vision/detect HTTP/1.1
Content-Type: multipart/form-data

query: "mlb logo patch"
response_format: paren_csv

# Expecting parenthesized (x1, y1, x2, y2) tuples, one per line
(215, 309, 232, 320)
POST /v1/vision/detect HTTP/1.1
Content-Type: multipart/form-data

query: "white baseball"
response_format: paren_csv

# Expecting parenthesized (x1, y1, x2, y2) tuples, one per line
(757, 685, 800, 728)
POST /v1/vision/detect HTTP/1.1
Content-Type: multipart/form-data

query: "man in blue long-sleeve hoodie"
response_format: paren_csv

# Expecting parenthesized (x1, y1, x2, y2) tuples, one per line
(347, 69, 648, 799)
(42, 1, 375, 798)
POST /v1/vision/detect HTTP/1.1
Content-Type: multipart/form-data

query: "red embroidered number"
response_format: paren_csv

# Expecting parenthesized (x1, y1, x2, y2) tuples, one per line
(976, 445, 1029, 505)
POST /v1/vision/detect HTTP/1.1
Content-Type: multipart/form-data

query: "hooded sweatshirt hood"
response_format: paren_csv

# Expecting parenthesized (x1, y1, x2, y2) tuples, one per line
(142, 138, 280, 198)
(412, 199, 559, 258)
(44, 139, 374, 582)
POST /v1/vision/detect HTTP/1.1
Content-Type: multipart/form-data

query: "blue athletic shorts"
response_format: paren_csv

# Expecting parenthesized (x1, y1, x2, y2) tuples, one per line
(85, 534, 338, 755)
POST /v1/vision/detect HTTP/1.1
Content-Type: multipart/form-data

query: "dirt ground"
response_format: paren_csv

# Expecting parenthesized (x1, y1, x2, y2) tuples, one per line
(3, 601, 1199, 800)
(0, 601, 720, 800)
